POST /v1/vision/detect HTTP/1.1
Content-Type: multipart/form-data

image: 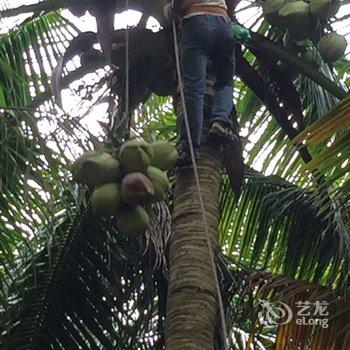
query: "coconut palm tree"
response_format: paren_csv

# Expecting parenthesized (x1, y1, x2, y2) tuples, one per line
(0, 0, 349, 349)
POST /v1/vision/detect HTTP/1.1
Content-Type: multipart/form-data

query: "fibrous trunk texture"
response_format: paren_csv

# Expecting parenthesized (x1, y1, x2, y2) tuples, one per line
(165, 137, 221, 349)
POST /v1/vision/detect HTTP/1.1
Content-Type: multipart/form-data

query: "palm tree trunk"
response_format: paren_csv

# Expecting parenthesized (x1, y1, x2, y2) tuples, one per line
(165, 82, 222, 349)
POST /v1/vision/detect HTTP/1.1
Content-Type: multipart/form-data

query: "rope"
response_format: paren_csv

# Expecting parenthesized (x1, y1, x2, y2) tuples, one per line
(110, 0, 130, 141)
(125, 0, 130, 124)
(171, 21, 229, 349)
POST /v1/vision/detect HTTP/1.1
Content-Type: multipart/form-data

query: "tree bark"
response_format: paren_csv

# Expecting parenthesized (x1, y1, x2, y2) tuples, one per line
(166, 85, 222, 349)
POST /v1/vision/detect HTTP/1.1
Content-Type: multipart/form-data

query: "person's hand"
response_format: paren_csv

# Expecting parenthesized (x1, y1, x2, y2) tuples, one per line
(163, 2, 176, 21)
(231, 22, 251, 43)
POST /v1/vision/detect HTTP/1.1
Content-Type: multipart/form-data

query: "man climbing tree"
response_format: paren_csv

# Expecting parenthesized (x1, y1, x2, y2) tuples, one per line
(163, 0, 243, 166)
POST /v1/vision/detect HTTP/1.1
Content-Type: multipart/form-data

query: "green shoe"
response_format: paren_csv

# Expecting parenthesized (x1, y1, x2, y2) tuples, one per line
(208, 122, 238, 144)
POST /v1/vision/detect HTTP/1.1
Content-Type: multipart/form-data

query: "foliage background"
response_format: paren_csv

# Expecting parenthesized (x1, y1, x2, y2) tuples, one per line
(0, 0, 349, 348)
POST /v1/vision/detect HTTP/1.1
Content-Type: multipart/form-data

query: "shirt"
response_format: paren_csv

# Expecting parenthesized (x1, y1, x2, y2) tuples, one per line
(179, 0, 228, 18)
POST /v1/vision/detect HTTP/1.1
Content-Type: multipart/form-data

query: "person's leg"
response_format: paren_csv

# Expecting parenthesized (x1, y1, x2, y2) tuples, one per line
(210, 16, 236, 129)
(179, 15, 209, 150)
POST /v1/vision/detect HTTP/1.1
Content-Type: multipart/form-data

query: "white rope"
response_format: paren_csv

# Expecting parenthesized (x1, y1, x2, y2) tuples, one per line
(172, 21, 229, 350)
(125, 0, 130, 124)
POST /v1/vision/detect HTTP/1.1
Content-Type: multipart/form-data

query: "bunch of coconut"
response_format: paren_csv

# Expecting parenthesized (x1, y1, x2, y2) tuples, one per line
(263, 0, 347, 63)
(263, 0, 341, 28)
(72, 139, 178, 236)
(263, 0, 313, 33)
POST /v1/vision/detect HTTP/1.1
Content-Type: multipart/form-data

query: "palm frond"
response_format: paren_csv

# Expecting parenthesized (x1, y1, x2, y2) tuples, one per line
(294, 95, 350, 147)
(293, 95, 350, 195)
(220, 261, 350, 350)
(0, 12, 79, 107)
(219, 169, 349, 287)
(1, 203, 168, 349)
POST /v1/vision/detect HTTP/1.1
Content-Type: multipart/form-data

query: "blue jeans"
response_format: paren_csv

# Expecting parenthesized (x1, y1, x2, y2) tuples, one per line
(180, 14, 236, 148)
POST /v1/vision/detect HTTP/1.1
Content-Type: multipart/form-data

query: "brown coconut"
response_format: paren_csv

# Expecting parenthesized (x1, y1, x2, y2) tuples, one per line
(121, 172, 155, 205)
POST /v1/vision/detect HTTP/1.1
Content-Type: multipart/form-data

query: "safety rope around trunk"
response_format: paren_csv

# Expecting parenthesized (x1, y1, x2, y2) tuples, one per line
(171, 21, 229, 350)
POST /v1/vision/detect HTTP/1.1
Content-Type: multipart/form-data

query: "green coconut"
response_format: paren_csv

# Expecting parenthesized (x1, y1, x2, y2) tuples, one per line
(92, 183, 121, 218)
(82, 152, 121, 188)
(279, 1, 311, 28)
(317, 32, 347, 62)
(117, 205, 150, 235)
(72, 151, 121, 188)
(263, 0, 286, 26)
(150, 141, 178, 171)
(121, 172, 155, 205)
(72, 150, 97, 185)
(147, 166, 170, 202)
(119, 138, 153, 174)
(310, 0, 340, 19)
